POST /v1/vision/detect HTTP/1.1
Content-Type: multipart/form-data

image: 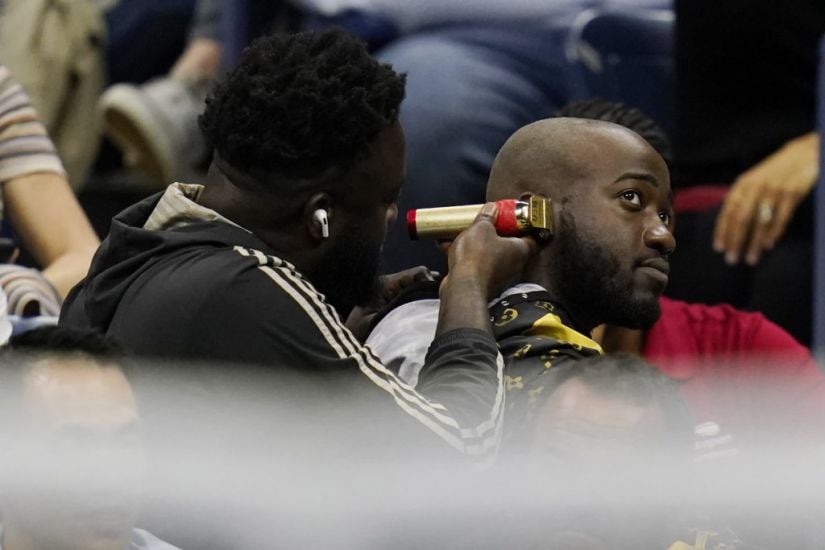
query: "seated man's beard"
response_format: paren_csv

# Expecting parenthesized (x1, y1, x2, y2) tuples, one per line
(305, 227, 382, 314)
(556, 213, 661, 330)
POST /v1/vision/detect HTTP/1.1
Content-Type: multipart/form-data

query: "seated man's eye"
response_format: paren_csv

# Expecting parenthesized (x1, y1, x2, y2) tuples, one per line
(621, 190, 641, 206)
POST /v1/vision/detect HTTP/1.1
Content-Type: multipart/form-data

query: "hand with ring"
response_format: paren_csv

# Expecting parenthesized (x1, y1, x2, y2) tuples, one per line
(713, 132, 819, 266)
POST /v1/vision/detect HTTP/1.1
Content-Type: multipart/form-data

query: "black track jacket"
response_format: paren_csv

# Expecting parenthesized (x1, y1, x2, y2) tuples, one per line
(60, 184, 505, 456)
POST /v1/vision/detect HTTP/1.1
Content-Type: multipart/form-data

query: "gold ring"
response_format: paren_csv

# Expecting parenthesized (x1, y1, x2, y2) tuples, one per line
(757, 200, 775, 224)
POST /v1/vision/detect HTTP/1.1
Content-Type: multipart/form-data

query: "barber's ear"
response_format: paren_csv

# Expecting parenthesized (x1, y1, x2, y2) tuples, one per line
(305, 193, 333, 241)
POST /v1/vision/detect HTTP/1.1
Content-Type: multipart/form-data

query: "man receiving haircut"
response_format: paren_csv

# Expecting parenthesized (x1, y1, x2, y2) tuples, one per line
(0, 327, 178, 550)
(368, 116, 676, 435)
(60, 29, 535, 455)
(558, 99, 825, 447)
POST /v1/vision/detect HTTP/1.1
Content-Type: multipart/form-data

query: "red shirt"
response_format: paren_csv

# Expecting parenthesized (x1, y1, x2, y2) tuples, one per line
(644, 297, 825, 446)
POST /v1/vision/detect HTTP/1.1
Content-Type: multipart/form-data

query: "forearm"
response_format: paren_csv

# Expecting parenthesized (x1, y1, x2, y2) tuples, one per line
(407, 277, 504, 455)
(41, 247, 97, 298)
(357, 278, 505, 455)
(436, 274, 492, 336)
(3, 172, 99, 298)
(393, 202, 531, 455)
(415, 327, 504, 448)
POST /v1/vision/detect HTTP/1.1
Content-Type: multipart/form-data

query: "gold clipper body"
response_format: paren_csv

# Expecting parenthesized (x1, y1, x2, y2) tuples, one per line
(407, 195, 554, 241)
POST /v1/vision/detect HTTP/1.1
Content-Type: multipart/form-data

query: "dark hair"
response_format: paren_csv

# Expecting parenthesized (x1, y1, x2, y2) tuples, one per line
(7, 326, 123, 357)
(553, 353, 687, 422)
(557, 98, 672, 163)
(510, 353, 693, 448)
(199, 28, 406, 187)
(0, 327, 125, 435)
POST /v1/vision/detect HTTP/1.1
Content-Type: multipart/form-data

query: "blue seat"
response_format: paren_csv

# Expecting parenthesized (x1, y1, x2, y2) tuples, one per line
(303, 9, 398, 51)
(220, 1, 397, 66)
(813, 36, 825, 353)
(564, 8, 675, 134)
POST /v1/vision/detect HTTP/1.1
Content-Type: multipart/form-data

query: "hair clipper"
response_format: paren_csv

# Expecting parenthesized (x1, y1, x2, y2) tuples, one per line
(406, 194, 554, 241)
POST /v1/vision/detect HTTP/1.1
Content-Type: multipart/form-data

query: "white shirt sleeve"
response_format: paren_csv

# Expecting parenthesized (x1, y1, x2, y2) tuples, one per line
(366, 299, 439, 387)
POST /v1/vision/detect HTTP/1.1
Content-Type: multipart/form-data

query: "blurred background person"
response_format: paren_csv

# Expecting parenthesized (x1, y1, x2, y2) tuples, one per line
(519, 353, 693, 459)
(90, 0, 669, 215)
(0, 326, 178, 550)
(0, 65, 98, 315)
(0, 0, 106, 189)
(664, 0, 825, 346)
(98, 0, 292, 187)
(0, 0, 234, 189)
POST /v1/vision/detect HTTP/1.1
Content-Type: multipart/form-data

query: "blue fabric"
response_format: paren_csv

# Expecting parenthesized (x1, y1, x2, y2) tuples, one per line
(9, 314, 57, 336)
(304, 9, 399, 51)
(220, 0, 289, 69)
(104, 0, 198, 83)
(565, 9, 674, 135)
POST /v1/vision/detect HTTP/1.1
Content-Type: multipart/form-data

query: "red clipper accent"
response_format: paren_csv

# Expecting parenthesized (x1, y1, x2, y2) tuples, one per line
(406, 209, 418, 239)
(493, 199, 520, 236)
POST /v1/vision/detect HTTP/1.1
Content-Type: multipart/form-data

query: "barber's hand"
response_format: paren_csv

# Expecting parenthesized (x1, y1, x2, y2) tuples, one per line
(345, 266, 439, 341)
(713, 132, 819, 266)
(378, 266, 440, 303)
(442, 202, 537, 299)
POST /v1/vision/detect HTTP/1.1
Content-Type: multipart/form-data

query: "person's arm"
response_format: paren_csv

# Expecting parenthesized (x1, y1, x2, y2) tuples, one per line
(2, 173, 99, 298)
(436, 204, 528, 334)
(0, 66, 99, 299)
(397, 204, 535, 451)
(363, 205, 535, 448)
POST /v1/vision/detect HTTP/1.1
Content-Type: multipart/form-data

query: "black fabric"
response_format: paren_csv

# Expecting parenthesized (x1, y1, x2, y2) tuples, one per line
(60, 192, 302, 364)
(672, 0, 825, 187)
(487, 291, 602, 441)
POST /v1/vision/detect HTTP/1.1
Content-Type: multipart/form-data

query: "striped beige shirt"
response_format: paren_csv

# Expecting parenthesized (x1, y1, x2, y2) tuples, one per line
(0, 65, 65, 184)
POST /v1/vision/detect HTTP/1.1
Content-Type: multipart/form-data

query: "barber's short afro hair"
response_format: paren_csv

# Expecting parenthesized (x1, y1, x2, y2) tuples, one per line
(557, 98, 672, 163)
(199, 28, 406, 182)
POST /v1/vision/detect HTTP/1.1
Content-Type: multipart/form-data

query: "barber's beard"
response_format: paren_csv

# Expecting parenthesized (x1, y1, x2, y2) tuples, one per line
(305, 228, 382, 315)
(556, 212, 660, 330)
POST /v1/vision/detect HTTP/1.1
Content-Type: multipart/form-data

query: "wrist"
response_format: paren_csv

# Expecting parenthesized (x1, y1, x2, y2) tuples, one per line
(441, 271, 489, 299)
(437, 276, 493, 336)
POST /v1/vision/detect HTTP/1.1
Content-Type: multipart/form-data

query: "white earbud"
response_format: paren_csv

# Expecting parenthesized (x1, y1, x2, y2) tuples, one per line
(313, 208, 329, 238)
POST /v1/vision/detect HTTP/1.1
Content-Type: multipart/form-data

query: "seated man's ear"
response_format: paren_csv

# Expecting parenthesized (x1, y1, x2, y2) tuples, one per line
(305, 193, 333, 241)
